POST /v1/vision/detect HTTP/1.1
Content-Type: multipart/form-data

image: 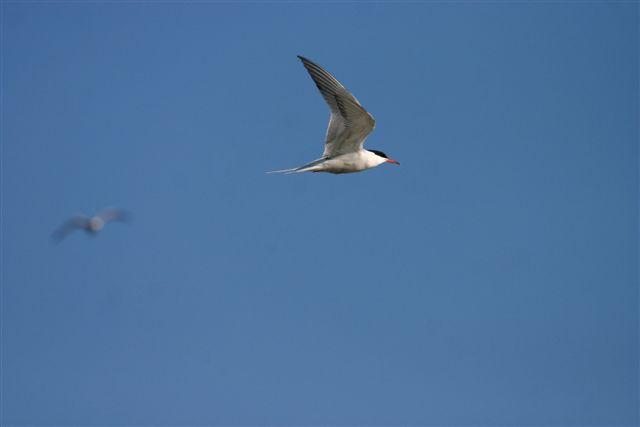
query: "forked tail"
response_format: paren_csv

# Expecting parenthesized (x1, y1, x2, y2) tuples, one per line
(266, 157, 327, 174)
(266, 167, 301, 175)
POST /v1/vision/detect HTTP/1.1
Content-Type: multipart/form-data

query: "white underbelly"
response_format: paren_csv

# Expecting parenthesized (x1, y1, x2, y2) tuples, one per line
(320, 153, 369, 174)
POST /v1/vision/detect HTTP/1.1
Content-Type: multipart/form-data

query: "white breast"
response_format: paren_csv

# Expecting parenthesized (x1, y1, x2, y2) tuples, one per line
(319, 150, 386, 174)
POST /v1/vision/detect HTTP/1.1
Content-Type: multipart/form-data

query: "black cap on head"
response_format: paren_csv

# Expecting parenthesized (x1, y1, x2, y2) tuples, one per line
(369, 149, 389, 159)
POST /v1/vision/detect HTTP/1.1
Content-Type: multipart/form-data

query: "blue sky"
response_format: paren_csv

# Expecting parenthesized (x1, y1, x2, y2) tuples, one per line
(2, 2, 638, 425)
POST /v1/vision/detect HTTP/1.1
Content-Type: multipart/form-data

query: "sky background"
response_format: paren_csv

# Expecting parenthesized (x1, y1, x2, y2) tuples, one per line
(1, 1, 638, 425)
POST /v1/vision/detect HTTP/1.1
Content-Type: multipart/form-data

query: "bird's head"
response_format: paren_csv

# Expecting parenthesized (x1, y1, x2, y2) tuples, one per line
(88, 216, 105, 232)
(369, 149, 400, 166)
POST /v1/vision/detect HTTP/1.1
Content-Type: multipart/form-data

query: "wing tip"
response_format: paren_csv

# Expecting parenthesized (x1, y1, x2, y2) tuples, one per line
(297, 55, 313, 65)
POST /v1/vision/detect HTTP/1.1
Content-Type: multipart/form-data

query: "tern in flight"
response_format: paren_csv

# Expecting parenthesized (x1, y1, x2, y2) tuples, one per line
(269, 56, 399, 174)
(52, 207, 131, 243)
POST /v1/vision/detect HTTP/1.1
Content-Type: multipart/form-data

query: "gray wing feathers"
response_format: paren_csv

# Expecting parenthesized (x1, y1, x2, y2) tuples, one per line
(297, 56, 375, 156)
(99, 208, 130, 223)
(51, 215, 88, 242)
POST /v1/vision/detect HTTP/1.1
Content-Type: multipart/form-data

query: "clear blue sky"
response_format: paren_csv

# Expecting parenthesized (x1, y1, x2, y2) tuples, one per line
(2, 2, 638, 425)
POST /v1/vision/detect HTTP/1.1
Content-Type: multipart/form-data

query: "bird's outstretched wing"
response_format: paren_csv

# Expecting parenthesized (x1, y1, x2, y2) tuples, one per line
(297, 56, 375, 157)
(98, 208, 131, 223)
(51, 215, 89, 243)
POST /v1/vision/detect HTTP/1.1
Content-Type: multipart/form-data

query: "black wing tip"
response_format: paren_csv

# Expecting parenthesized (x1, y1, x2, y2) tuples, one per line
(50, 227, 70, 244)
(297, 55, 314, 65)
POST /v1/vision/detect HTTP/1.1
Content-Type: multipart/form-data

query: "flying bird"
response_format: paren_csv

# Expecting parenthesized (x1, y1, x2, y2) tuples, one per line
(269, 55, 399, 174)
(51, 208, 131, 243)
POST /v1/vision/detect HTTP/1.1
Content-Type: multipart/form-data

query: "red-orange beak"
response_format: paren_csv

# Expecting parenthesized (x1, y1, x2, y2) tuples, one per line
(387, 159, 400, 165)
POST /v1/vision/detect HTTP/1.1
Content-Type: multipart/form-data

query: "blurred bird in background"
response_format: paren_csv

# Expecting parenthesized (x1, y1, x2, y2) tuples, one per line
(51, 207, 131, 243)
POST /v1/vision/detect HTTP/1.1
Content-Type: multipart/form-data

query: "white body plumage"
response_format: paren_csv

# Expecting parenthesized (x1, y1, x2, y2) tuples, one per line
(302, 150, 390, 174)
